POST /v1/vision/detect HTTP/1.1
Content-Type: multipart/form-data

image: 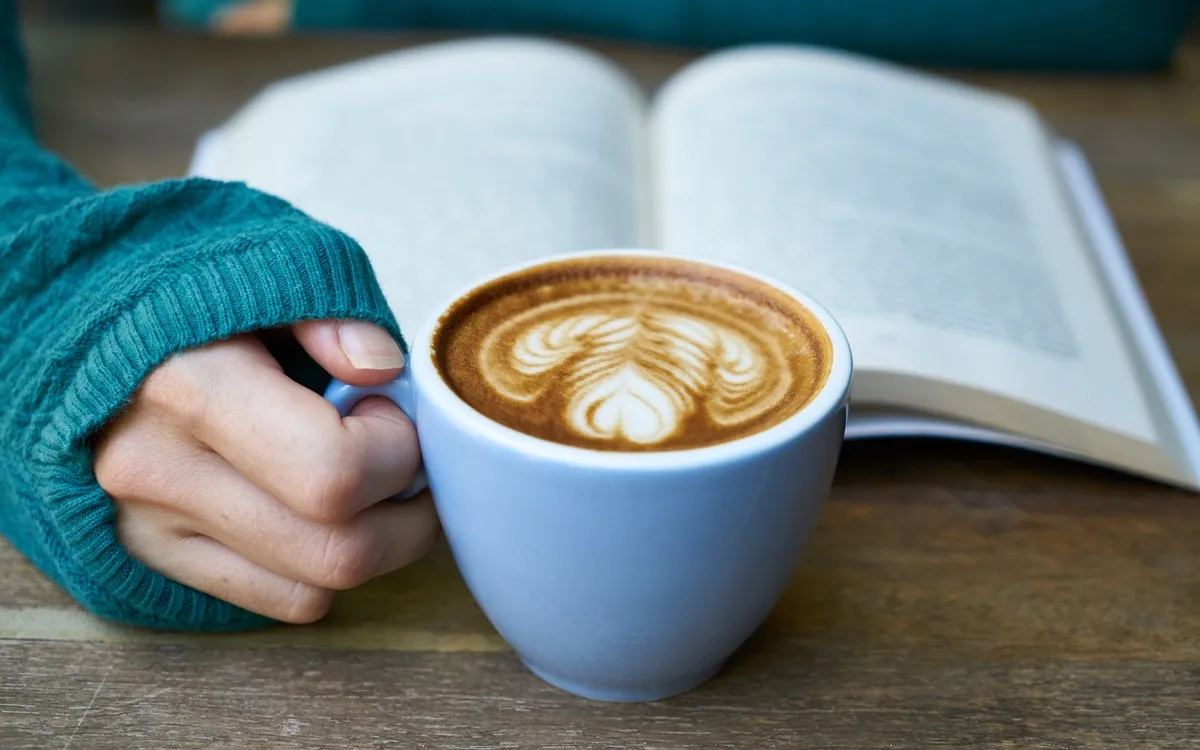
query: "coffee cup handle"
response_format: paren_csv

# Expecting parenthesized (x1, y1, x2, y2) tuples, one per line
(323, 371, 428, 500)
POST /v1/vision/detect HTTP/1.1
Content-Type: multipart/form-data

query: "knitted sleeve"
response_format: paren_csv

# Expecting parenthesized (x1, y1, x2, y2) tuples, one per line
(0, 5, 402, 630)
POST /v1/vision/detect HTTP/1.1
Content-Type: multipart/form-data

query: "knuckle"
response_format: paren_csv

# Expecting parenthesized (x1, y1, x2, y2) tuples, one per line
(310, 527, 377, 590)
(94, 432, 155, 501)
(113, 506, 155, 558)
(139, 355, 208, 430)
(297, 450, 363, 523)
(353, 403, 418, 459)
(278, 582, 335, 624)
(117, 517, 191, 580)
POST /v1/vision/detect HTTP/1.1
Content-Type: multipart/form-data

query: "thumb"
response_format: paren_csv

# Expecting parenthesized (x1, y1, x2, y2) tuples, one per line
(292, 319, 405, 387)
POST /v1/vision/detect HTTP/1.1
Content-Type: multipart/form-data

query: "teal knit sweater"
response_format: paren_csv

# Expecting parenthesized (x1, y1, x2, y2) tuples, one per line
(0, 7, 402, 630)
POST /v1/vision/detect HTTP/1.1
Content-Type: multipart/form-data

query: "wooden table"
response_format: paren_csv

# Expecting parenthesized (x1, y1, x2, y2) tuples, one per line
(4, 23, 1200, 749)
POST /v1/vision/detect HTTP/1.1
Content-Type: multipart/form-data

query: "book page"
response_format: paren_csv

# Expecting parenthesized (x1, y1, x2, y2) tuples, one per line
(205, 37, 647, 331)
(650, 47, 1172, 466)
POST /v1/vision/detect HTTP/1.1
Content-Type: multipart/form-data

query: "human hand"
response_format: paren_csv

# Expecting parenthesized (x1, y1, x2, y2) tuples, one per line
(94, 320, 437, 623)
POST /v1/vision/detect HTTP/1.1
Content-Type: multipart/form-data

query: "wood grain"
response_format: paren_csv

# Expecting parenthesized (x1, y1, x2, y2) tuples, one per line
(5, 442, 1200, 657)
(3, 641, 1199, 750)
(3, 22, 1200, 749)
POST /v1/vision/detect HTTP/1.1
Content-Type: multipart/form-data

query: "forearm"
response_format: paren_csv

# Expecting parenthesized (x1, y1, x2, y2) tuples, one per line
(0, 5, 401, 630)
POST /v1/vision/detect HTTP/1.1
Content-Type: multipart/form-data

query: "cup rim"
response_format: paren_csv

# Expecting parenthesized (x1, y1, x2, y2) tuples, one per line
(409, 249, 853, 470)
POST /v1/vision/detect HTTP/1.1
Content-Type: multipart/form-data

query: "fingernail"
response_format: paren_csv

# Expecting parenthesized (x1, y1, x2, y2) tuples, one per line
(337, 320, 405, 370)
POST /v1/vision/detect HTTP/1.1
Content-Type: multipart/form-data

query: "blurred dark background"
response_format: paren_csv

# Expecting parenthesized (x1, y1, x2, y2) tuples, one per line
(20, 0, 157, 21)
(16, 0, 1200, 71)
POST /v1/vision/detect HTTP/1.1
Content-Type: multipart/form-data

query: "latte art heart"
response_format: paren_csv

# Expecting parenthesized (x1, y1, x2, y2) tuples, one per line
(432, 257, 832, 452)
(480, 296, 793, 446)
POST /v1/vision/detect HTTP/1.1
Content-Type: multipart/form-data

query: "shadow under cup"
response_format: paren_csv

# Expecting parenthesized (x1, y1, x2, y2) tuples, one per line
(324, 250, 853, 702)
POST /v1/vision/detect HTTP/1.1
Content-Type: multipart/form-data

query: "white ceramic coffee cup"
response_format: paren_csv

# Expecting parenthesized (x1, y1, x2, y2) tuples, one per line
(326, 249, 853, 701)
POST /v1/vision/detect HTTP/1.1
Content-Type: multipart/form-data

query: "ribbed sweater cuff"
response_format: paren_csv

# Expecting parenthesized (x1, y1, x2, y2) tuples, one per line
(27, 221, 397, 631)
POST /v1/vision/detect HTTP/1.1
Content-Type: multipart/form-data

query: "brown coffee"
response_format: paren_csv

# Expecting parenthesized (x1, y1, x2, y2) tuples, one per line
(431, 255, 832, 452)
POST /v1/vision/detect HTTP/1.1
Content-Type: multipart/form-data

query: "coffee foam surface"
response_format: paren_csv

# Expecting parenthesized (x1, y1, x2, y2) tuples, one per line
(432, 257, 832, 451)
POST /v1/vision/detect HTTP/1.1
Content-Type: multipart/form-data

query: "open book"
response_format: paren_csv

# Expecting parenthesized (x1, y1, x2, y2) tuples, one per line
(189, 37, 1200, 490)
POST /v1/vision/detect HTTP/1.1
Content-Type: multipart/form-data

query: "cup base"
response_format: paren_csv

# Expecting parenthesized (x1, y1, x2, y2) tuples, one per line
(521, 659, 723, 703)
